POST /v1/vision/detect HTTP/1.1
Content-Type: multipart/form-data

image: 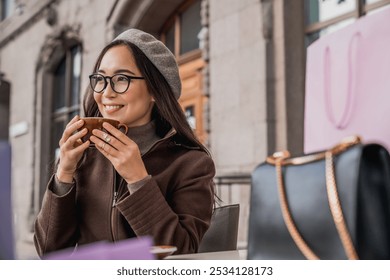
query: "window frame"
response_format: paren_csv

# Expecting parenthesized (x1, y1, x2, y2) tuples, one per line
(159, 0, 202, 64)
(50, 44, 82, 162)
(305, 0, 390, 36)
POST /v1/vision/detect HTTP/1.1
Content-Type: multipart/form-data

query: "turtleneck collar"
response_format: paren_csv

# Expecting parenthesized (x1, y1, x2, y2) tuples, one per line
(126, 120, 161, 155)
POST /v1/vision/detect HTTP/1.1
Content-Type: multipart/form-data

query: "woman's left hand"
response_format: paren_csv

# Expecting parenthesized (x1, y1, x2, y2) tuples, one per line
(90, 122, 148, 184)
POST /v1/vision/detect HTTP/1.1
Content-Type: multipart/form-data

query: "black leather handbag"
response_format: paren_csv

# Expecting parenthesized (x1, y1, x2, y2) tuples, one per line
(247, 136, 390, 260)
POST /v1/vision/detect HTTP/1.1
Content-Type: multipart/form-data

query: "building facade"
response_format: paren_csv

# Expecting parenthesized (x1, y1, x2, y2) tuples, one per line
(1, 0, 389, 259)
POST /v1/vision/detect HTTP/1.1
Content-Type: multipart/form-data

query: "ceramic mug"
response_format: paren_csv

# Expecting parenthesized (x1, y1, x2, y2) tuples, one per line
(80, 117, 128, 143)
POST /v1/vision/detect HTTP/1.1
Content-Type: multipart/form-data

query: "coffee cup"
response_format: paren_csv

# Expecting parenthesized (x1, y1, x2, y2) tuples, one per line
(80, 117, 128, 143)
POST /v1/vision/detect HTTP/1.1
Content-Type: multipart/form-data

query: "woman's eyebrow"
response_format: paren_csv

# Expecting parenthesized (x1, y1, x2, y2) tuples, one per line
(97, 69, 137, 75)
(115, 69, 137, 75)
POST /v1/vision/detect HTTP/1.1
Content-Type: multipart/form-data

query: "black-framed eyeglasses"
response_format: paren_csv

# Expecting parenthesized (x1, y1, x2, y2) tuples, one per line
(89, 73, 145, 94)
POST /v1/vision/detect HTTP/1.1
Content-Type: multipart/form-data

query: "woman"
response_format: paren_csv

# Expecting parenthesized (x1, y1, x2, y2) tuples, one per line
(34, 29, 215, 257)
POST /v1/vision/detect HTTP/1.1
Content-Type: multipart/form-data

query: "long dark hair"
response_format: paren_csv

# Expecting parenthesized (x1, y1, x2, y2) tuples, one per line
(83, 40, 209, 154)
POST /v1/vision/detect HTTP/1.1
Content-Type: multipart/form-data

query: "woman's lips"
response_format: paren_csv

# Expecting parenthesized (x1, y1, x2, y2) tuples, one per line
(104, 104, 124, 113)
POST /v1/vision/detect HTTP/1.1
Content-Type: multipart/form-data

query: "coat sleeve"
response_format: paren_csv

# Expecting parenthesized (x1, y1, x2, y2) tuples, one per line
(115, 151, 215, 254)
(33, 174, 79, 258)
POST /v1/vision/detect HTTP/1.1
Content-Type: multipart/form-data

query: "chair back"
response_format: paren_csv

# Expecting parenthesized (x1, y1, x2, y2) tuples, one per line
(198, 204, 240, 253)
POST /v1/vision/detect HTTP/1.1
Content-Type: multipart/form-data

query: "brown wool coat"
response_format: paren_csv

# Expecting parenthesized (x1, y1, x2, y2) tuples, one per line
(34, 131, 215, 257)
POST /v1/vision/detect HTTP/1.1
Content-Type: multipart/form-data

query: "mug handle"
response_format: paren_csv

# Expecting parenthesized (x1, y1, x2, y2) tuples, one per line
(118, 123, 128, 134)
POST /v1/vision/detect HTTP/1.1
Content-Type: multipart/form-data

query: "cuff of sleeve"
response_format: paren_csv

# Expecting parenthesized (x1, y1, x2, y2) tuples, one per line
(127, 175, 152, 195)
(52, 174, 75, 196)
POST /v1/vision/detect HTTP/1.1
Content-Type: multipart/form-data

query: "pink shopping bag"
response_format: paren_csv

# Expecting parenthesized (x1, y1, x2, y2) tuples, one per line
(304, 7, 390, 153)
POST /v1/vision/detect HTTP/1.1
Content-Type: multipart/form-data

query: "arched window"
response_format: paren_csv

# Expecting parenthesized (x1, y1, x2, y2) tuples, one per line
(32, 28, 82, 216)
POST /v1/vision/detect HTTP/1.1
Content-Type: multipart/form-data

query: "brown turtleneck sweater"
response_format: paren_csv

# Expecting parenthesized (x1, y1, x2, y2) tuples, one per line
(126, 120, 161, 155)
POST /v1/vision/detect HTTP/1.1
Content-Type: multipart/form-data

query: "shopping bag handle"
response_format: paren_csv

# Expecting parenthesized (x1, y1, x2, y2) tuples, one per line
(324, 32, 361, 129)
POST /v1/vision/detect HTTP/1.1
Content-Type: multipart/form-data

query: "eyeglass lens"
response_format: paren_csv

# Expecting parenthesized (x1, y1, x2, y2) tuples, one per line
(90, 74, 130, 93)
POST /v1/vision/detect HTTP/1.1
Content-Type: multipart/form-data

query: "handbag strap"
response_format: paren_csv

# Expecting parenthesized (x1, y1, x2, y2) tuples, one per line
(325, 151, 359, 260)
(275, 156, 319, 260)
(272, 136, 360, 259)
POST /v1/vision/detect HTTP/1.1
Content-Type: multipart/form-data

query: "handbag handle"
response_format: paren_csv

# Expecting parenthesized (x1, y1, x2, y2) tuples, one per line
(271, 136, 360, 259)
(325, 150, 359, 260)
(323, 32, 361, 129)
(274, 155, 319, 260)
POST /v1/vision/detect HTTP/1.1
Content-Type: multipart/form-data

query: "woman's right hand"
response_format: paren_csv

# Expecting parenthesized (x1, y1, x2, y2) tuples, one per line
(56, 115, 90, 183)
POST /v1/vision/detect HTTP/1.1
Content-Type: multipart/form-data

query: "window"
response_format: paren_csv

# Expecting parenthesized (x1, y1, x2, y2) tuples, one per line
(0, 75, 10, 140)
(305, 0, 390, 45)
(161, 0, 202, 61)
(50, 45, 82, 161)
(1, 0, 14, 20)
(180, 1, 202, 54)
(185, 105, 196, 129)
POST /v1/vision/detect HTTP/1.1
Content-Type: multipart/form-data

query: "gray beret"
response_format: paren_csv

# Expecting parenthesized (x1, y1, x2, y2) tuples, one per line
(113, 29, 181, 100)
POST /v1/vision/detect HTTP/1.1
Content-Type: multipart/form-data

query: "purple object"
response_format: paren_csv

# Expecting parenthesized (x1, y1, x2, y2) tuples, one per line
(0, 141, 15, 260)
(0, 141, 14, 260)
(44, 236, 155, 260)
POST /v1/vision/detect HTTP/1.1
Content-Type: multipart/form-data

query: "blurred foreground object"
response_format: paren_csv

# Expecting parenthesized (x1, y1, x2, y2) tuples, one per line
(44, 236, 154, 260)
(248, 136, 390, 259)
(0, 141, 14, 259)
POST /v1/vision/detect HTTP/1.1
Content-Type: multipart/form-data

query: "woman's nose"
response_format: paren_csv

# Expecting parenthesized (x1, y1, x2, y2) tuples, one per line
(102, 81, 117, 98)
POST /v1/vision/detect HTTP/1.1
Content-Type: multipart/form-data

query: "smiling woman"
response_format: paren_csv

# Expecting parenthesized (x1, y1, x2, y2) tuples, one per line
(33, 29, 216, 258)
